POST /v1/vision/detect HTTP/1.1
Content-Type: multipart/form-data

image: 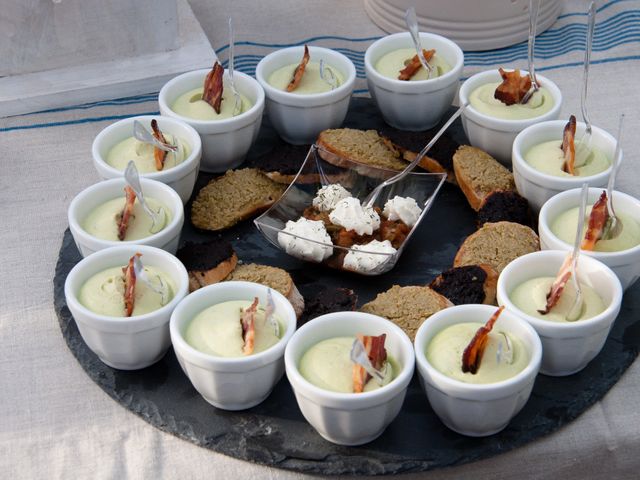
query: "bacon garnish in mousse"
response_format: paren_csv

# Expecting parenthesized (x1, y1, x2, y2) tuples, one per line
(286, 45, 310, 92)
(538, 254, 573, 315)
(122, 253, 141, 317)
(117, 186, 137, 241)
(561, 115, 577, 175)
(397, 49, 436, 81)
(461, 306, 505, 374)
(352, 334, 387, 393)
(494, 68, 532, 106)
(202, 61, 224, 114)
(581, 190, 610, 251)
(240, 297, 259, 355)
(150, 119, 169, 171)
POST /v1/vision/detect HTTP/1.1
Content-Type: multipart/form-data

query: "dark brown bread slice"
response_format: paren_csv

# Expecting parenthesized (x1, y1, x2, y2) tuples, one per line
(225, 263, 305, 319)
(299, 285, 358, 326)
(454, 221, 540, 273)
(453, 145, 515, 211)
(177, 240, 238, 292)
(244, 143, 317, 184)
(191, 168, 286, 231)
(430, 264, 498, 306)
(477, 190, 533, 228)
(360, 285, 453, 340)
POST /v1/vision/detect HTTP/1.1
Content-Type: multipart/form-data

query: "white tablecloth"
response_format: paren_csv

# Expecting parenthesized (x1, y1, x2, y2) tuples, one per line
(2, 1, 639, 478)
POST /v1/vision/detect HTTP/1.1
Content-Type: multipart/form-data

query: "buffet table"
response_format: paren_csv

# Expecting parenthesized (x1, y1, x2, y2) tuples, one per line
(2, 0, 639, 478)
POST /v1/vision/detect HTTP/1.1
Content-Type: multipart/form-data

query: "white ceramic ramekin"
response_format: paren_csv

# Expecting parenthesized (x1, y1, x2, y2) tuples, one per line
(68, 177, 184, 258)
(159, 69, 264, 172)
(284, 311, 415, 445)
(497, 250, 623, 376)
(459, 69, 562, 164)
(64, 245, 189, 370)
(512, 120, 617, 212)
(170, 281, 297, 411)
(539, 187, 640, 290)
(92, 115, 201, 204)
(255, 46, 356, 144)
(364, 32, 464, 131)
(414, 304, 541, 437)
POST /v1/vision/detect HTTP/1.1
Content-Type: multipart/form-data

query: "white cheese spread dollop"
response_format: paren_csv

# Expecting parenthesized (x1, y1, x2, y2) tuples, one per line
(329, 197, 380, 235)
(312, 184, 351, 212)
(342, 239, 397, 273)
(277, 217, 333, 262)
(382, 195, 422, 227)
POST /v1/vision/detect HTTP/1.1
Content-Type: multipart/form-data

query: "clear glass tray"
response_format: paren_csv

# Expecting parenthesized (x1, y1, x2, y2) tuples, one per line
(254, 145, 446, 275)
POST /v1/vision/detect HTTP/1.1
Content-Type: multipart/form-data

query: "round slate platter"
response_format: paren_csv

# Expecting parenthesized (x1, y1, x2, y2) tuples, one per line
(54, 98, 640, 476)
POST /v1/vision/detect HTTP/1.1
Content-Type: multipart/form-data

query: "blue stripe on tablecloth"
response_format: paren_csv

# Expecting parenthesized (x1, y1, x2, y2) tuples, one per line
(3, 54, 639, 133)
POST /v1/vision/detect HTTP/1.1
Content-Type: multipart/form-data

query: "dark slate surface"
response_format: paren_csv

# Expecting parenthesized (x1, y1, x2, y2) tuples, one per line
(53, 98, 640, 475)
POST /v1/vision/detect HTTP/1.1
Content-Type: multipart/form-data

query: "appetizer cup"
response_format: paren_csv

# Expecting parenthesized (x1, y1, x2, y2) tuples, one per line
(158, 69, 264, 172)
(512, 120, 616, 212)
(414, 304, 542, 437)
(459, 69, 562, 164)
(68, 177, 184, 257)
(284, 312, 415, 446)
(255, 46, 356, 144)
(364, 32, 464, 131)
(497, 250, 623, 376)
(539, 187, 640, 290)
(64, 245, 189, 370)
(170, 281, 297, 411)
(92, 115, 201, 204)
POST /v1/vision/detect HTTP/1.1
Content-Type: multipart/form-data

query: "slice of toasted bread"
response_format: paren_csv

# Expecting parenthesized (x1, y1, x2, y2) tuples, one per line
(477, 190, 532, 228)
(454, 221, 539, 273)
(299, 285, 358, 325)
(430, 264, 498, 306)
(225, 263, 304, 319)
(191, 168, 286, 231)
(360, 285, 453, 340)
(176, 240, 238, 292)
(453, 145, 515, 211)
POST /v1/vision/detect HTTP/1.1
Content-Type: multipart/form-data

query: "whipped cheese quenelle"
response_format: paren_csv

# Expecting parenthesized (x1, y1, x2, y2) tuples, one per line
(329, 197, 380, 235)
(299, 336, 397, 393)
(525, 140, 610, 177)
(375, 48, 451, 81)
(383, 196, 422, 226)
(343, 239, 397, 273)
(268, 61, 344, 94)
(83, 197, 172, 241)
(427, 323, 529, 384)
(312, 184, 351, 212)
(510, 277, 605, 322)
(172, 85, 252, 121)
(551, 206, 640, 252)
(278, 217, 333, 262)
(470, 82, 554, 120)
(79, 265, 174, 317)
(185, 300, 283, 357)
(107, 135, 190, 173)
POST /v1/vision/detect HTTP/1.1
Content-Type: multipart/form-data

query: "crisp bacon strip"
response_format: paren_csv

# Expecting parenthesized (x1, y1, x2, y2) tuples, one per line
(461, 306, 505, 374)
(286, 45, 310, 92)
(202, 61, 224, 114)
(494, 68, 532, 106)
(397, 49, 436, 81)
(117, 186, 137, 241)
(561, 115, 577, 175)
(240, 297, 259, 355)
(352, 334, 387, 393)
(581, 190, 610, 251)
(150, 119, 169, 171)
(122, 253, 141, 317)
(538, 255, 573, 314)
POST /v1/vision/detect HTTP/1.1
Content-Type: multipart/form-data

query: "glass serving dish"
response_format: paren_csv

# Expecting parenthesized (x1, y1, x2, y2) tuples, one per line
(254, 145, 447, 275)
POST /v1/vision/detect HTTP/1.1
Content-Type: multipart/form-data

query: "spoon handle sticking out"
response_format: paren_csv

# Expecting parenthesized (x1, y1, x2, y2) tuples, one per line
(605, 114, 625, 239)
(404, 7, 432, 78)
(566, 183, 589, 321)
(521, 0, 542, 104)
(124, 161, 165, 234)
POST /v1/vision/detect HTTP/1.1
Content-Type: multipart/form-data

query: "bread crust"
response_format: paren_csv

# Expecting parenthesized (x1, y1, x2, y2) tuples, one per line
(188, 252, 238, 292)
